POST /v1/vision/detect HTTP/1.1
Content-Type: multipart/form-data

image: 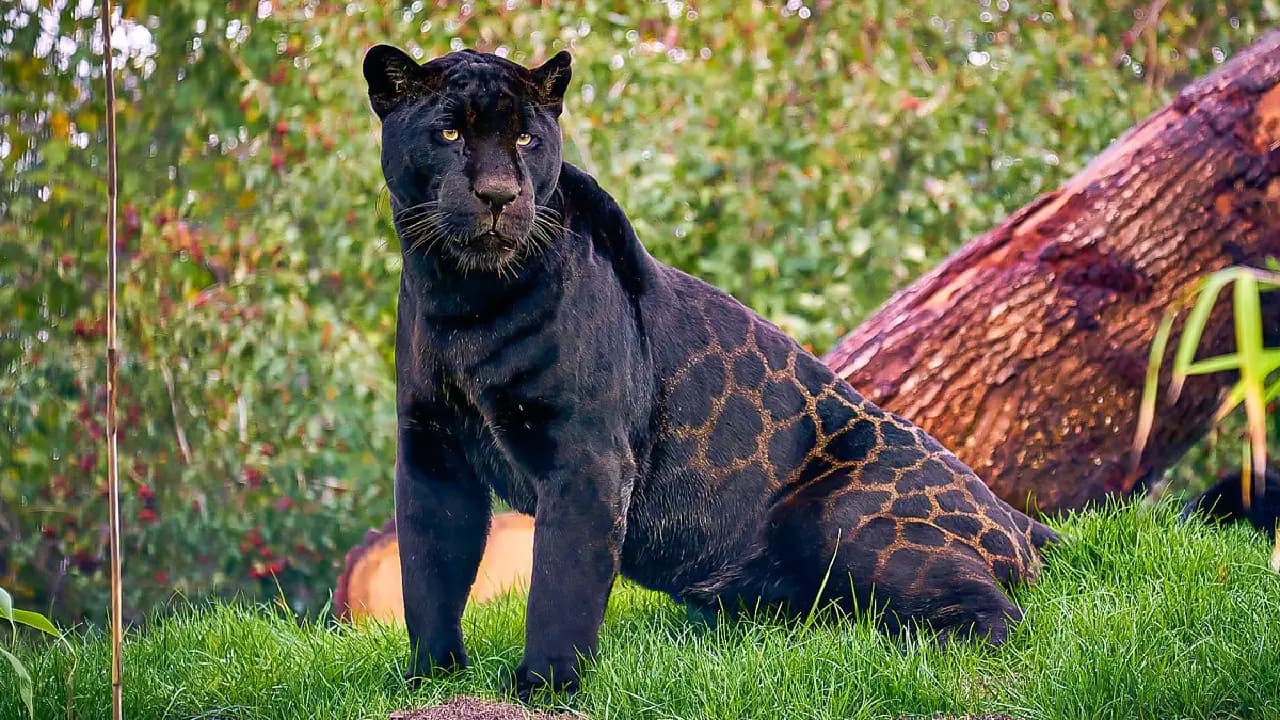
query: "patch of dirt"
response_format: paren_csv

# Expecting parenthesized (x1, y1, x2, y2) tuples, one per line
(390, 696, 575, 720)
(901, 716, 1017, 720)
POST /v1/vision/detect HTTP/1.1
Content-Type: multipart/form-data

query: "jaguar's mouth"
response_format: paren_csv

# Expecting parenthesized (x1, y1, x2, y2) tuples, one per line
(470, 229, 519, 253)
(448, 230, 525, 273)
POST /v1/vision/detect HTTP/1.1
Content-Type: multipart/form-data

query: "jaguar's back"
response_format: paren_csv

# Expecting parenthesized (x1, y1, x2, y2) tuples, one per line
(627, 266, 1051, 622)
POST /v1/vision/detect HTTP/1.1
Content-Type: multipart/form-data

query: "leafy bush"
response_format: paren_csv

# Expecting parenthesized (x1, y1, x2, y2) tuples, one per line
(0, 1, 1272, 622)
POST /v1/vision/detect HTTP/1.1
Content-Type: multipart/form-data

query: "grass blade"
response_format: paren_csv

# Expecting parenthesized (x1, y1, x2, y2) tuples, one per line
(1133, 312, 1176, 469)
(1233, 273, 1268, 485)
(1182, 353, 1242, 375)
(1242, 441, 1254, 511)
(1170, 269, 1240, 402)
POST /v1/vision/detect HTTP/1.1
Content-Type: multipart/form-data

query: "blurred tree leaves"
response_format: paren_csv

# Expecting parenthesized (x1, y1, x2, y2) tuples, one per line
(0, 0, 1271, 621)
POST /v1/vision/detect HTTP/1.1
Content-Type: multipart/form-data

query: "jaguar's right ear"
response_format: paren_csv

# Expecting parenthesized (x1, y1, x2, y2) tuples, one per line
(363, 45, 438, 119)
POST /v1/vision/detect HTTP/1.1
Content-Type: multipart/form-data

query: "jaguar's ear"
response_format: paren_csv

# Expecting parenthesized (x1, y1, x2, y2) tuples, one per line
(363, 44, 437, 119)
(530, 50, 572, 116)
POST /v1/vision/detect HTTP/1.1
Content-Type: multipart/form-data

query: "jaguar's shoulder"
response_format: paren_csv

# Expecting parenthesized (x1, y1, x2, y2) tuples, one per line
(556, 163, 656, 297)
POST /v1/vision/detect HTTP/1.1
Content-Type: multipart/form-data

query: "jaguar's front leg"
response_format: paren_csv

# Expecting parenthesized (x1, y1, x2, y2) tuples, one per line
(511, 457, 626, 699)
(396, 422, 490, 683)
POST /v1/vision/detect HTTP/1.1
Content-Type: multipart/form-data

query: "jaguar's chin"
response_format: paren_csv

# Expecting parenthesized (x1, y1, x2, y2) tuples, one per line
(447, 231, 528, 274)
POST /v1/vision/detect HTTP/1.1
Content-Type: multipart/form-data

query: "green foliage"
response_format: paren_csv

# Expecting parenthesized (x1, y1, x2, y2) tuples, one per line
(4, 501, 1280, 719)
(0, 1, 1273, 623)
(1, 585, 65, 719)
(1138, 266, 1280, 569)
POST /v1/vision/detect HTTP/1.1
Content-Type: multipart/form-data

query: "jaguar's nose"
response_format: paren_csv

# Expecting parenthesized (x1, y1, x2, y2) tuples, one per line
(474, 183, 519, 216)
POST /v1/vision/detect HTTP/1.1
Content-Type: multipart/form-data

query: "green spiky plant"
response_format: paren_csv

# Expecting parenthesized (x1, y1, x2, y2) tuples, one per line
(1, 585, 66, 719)
(1136, 265, 1280, 572)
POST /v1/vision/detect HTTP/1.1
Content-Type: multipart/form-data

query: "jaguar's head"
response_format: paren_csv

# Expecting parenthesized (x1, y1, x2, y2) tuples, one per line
(364, 45, 571, 273)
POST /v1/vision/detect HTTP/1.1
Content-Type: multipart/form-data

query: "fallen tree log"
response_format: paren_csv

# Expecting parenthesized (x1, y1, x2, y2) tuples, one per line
(334, 513, 533, 623)
(335, 30, 1280, 619)
(826, 29, 1280, 514)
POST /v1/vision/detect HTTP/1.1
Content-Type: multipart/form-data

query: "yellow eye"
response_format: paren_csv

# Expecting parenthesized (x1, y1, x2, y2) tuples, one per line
(516, 133, 533, 147)
(441, 128, 460, 142)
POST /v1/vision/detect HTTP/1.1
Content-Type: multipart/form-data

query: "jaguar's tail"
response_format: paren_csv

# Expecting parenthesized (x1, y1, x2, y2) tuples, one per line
(1182, 469, 1280, 539)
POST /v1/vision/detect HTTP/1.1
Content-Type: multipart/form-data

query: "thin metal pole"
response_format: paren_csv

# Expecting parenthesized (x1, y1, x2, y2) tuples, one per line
(99, 1, 125, 718)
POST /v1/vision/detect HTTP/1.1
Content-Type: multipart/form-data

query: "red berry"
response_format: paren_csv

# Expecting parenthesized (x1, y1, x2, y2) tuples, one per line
(123, 203, 141, 240)
(72, 550, 99, 573)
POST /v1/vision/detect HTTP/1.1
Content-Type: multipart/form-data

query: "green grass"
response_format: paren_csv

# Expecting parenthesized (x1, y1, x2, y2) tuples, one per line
(5, 501, 1280, 720)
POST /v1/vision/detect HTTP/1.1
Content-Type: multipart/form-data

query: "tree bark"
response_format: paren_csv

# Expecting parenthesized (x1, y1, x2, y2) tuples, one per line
(824, 29, 1280, 514)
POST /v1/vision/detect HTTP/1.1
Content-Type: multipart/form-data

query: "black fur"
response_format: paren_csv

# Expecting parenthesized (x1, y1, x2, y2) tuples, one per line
(364, 45, 1055, 700)
(1183, 469, 1280, 539)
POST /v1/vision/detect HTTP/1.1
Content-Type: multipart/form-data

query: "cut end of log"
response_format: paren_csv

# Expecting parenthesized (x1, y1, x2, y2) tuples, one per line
(334, 512, 535, 623)
(1251, 84, 1280, 152)
(334, 518, 401, 623)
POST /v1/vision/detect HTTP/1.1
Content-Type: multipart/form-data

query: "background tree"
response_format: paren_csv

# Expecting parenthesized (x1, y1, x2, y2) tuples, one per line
(1, 0, 1272, 622)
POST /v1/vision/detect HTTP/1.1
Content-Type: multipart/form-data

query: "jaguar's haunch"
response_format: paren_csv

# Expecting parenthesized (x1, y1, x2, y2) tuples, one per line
(363, 44, 1056, 699)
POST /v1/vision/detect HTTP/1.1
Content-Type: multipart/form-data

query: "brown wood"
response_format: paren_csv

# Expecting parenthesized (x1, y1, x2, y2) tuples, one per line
(334, 512, 534, 623)
(824, 30, 1280, 513)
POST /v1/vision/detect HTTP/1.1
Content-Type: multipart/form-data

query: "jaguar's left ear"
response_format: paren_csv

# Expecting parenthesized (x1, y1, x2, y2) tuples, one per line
(364, 44, 442, 120)
(530, 50, 572, 116)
